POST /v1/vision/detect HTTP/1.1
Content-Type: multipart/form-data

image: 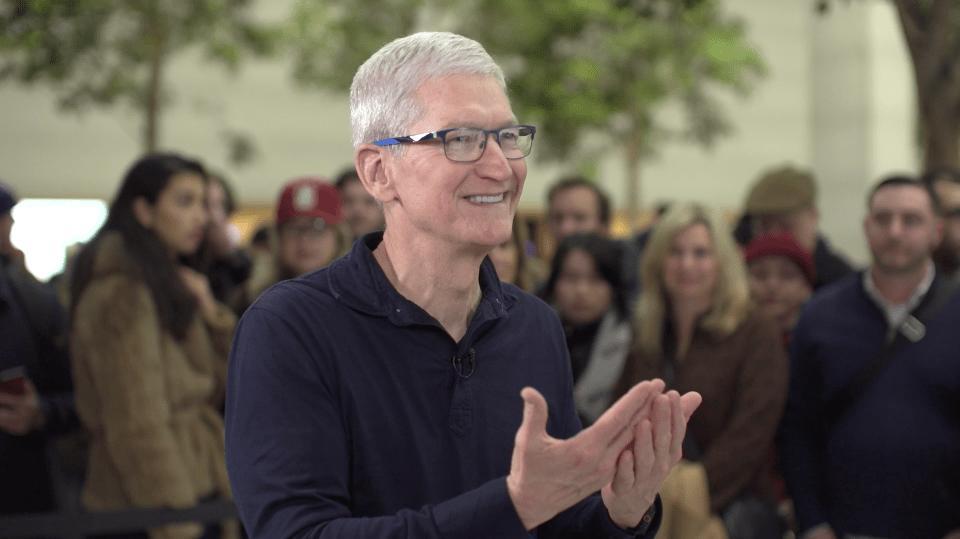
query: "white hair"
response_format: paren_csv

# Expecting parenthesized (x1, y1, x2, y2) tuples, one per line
(349, 32, 507, 150)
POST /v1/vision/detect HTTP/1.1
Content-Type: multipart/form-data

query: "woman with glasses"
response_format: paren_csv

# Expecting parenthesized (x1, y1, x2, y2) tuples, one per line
(238, 177, 351, 313)
(69, 153, 238, 539)
(613, 202, 787, 539)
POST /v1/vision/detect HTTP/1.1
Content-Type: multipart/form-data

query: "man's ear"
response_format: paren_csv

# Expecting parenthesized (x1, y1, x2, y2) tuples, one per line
(355, 144, 396, 204)
(132, 197, 155, 230)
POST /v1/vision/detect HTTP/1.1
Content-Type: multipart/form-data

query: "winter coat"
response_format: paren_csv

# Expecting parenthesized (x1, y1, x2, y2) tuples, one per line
(70, 232, 238, 539)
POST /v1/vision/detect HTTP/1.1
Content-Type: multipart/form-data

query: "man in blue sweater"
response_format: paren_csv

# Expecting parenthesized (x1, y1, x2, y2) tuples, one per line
(779, 176, 960, 539)
(225, 32, 702, 538)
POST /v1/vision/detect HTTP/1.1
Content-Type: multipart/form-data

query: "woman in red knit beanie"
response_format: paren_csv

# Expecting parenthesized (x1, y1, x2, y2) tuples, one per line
(743, 231, 815, 344)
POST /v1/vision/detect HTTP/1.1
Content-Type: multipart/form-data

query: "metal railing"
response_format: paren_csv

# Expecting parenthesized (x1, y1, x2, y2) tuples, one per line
(0, 498, 239, 539)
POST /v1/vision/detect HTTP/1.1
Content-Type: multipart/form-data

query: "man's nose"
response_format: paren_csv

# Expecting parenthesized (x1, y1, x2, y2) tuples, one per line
(888, 217, 905, 237)
(559, 220, 580, 238)
(476, 133, 512, 180)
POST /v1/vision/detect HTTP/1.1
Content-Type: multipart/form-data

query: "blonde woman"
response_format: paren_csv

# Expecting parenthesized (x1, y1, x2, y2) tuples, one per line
(613, 202, 788, 539)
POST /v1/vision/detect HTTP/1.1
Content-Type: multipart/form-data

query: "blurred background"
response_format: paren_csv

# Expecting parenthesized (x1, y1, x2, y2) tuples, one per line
(2, 0, 950, 281)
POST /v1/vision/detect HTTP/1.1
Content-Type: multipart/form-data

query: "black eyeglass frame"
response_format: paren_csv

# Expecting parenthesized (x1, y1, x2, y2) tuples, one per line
(373, 125, 536, 162)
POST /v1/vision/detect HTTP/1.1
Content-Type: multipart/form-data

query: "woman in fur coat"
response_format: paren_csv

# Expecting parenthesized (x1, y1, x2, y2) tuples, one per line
(69, 153, 238, 539)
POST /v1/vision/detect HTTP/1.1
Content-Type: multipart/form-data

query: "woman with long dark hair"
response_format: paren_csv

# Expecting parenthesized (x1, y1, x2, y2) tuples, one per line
(70, 153, 238, 539)
(541, 232, 631, 427)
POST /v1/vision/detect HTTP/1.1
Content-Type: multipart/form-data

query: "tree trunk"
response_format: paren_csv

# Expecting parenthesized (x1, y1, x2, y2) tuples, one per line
(144, 2, 166, 153)
(921, 101, 960, 168)
(145, 50, 162, 153)
(625, 128, 642, 222)
(893, 0, 960, 170)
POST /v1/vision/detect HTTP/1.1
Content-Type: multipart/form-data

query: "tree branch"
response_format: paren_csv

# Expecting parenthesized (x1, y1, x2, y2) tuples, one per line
(927, 0, 954, 65)
(891, 0, 926, 94)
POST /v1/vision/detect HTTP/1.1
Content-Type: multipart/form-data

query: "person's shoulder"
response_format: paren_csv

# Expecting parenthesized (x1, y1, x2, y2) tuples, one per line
(502, 281, 556, 318)
(249, 267, 337, 315)
(740, 305, 778, 334)
(930, 272, 960, 318)
(806, 271, 862, 312)
(814, 235, 859, 272)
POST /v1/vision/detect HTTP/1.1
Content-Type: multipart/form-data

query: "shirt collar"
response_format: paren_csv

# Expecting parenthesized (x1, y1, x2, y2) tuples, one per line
(862, 259, 935, 328)
(327, 231, 514, 327)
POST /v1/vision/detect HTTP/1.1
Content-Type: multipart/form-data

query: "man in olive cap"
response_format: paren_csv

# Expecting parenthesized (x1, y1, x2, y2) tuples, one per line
(743, 166, 856, 290)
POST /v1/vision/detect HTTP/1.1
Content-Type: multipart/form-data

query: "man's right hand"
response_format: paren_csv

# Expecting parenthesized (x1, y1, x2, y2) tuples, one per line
(505, 380, 664, 530)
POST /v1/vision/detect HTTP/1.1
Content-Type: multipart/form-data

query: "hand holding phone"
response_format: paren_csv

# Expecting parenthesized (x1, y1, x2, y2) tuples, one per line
(0, 367, 43, 435)
(0, 366, 27, 396)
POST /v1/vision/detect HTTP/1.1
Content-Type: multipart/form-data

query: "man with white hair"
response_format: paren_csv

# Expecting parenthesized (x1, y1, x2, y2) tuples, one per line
(226, 32, 701, 538)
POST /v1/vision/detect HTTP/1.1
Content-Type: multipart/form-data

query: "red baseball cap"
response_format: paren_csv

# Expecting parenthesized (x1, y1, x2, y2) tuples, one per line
(743, 231, 816, 286)
(276, 177, 344, 226)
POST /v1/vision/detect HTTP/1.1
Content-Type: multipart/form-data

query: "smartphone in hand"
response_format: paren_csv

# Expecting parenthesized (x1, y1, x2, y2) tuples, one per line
(0, 366, 27, 396)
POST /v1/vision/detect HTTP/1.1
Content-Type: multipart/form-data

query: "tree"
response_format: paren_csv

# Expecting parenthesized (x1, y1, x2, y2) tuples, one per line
(288, 0, 765, 212)
(819, 0, 960, 168)
(0, 0, 280, 156)
(894, 0, 960, 168)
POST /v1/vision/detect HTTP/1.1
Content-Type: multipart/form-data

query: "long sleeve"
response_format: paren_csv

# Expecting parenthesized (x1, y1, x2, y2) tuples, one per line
(34, 278, 78, 436)
(225, 306, 532, 539)
(71, 275, 196, 510)
(226, 304, 660, 539)
(200, 300, 236, 409)
(777, 309, 830, 533)
(699, 315, 788, 512)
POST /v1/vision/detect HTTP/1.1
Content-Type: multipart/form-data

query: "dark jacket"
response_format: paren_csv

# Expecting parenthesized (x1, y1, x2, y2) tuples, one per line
(0, 256, 75, 515)
(779, 272, 960, 539)
(812, 236, 857, 290)
(226, 232, 662, 539)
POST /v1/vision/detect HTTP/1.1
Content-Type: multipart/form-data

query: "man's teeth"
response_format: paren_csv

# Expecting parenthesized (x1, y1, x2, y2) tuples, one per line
(467, 194, 504, 204)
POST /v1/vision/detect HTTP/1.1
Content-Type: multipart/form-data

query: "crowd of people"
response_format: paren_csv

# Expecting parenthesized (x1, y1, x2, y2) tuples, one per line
(1, 30, 959, 539)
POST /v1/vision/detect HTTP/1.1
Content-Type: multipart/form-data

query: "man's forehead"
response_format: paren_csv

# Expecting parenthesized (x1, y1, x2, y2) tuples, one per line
(552, 186, 598, 206)
(871, 186, 933, 211)
(416, 74, 516, 128)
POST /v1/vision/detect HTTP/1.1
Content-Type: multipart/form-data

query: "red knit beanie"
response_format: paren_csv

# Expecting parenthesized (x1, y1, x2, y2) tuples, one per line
(743, 232, 816, 286)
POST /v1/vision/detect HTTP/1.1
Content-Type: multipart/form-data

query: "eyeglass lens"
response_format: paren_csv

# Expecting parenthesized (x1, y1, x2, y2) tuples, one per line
(281, 219, 327, 239)
(442, 127, 533, 162)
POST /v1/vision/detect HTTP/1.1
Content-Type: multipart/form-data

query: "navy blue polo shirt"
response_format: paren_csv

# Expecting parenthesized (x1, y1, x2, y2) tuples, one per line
(225, 232, 659, 538)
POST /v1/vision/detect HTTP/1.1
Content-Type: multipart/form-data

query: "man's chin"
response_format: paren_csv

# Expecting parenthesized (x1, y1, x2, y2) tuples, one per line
(874, 257, 927, 275)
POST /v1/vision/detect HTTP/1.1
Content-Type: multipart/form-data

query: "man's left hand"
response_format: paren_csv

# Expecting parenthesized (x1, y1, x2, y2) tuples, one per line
(601, 389, 702, 529)
(0, 378, 45, 436)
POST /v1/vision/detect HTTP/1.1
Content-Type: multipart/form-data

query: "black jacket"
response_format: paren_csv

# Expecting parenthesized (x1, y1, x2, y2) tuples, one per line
(0, 256, 76, 515)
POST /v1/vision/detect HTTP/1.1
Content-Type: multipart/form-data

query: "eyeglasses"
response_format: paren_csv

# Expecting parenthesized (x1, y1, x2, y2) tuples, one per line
(373, 125, 536, 162)
(280, 218, 327, 240)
